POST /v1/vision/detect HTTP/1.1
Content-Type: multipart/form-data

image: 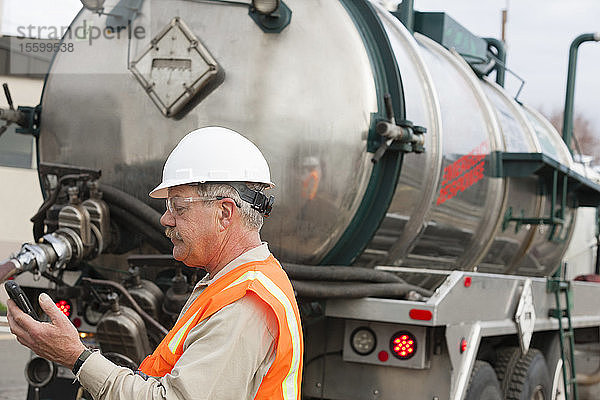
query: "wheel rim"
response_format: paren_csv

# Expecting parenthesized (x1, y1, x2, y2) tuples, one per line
(551, 358, 566, 400)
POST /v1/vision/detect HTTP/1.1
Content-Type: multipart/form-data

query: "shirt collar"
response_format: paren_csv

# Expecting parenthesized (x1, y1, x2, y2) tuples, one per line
(194, 243, 270, 289)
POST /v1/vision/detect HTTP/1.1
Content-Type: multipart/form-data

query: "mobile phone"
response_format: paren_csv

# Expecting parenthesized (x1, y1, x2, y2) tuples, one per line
(4, 281, 40, 321)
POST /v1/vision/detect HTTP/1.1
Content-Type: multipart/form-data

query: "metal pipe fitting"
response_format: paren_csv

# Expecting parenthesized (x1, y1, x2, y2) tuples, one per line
(483, 37, 507, 87)
(25, 357, 56, 388)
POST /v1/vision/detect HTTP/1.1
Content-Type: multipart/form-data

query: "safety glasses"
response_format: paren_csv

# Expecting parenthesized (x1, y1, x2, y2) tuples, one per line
(166, 196, 240, 216)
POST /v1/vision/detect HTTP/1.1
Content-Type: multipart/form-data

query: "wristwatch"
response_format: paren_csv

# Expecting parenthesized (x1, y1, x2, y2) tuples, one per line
(72, 348, 94, 375)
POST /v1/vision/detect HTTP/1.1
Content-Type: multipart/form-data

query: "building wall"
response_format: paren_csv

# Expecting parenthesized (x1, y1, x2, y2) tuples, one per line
(0, 166, 41, 259)
(0, 75, 43, 260)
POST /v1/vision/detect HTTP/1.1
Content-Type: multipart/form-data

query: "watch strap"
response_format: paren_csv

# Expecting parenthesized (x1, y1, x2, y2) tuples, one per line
(72, 348, 93, 375)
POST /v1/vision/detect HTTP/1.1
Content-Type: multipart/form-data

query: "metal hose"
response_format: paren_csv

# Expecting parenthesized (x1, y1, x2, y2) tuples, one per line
(108, 205, 172, 254)
(291, 280, 433, 299)
(99, 184, 164, 233)
(283, 263, 406, 283)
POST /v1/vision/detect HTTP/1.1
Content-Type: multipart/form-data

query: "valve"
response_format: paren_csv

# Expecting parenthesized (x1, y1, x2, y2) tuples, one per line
(0, 230, 76, 282)
(372, 94, 427, 163)
(1, 174, 111, 283)
(0, 83, 27, 138)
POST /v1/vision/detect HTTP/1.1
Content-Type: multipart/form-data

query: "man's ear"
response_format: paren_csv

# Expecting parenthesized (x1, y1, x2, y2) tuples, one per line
(217, 198, 236, 231)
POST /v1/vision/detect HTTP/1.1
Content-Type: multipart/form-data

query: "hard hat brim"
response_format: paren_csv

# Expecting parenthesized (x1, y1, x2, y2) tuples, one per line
(149, 179, 275, 198)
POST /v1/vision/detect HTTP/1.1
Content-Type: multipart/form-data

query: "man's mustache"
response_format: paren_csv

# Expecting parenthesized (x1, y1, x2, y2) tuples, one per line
(165, 227, 182, 241)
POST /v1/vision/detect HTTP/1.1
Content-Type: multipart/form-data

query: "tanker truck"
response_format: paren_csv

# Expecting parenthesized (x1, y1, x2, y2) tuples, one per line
(1, 0, 600, 399)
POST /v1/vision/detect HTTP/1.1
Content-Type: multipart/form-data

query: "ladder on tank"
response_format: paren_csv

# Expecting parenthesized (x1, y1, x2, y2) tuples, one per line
(547, 263, 579, 400)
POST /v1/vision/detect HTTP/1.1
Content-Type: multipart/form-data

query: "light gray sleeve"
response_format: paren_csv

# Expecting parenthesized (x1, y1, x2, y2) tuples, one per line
(78, 293, 278, 400)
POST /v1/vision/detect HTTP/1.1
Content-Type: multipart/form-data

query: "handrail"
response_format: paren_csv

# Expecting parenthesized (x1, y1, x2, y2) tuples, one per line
(562, 33, 600, 155)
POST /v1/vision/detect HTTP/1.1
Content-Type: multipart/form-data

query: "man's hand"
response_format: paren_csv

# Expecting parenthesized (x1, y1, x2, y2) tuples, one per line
(7, 292, 86, 369)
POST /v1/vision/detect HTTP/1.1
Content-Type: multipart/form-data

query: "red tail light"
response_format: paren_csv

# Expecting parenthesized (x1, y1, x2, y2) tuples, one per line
(409, 309, 432, 321)
(460, 338, 468, 353)
(55, 300, 71, 318)
(390, 331, 417, 360)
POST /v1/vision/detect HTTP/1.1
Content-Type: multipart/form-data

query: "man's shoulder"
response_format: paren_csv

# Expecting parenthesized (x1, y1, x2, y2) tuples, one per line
(216, 291, 279, 339)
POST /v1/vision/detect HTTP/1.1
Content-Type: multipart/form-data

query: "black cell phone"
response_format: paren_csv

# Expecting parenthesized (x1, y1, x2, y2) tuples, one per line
(4, 281, 40, 321)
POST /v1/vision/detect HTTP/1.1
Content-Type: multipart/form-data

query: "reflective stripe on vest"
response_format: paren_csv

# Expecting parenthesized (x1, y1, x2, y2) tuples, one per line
(224, 270, 301, 399)
(167, 310, 199, 353)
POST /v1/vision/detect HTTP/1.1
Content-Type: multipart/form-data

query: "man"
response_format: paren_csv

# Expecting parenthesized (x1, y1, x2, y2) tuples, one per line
(7, 126, 304, 399)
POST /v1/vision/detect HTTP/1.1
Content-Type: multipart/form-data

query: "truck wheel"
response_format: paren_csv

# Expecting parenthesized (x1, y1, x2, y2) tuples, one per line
(495, 347, 552, 399)
(465, 361, 503, 400)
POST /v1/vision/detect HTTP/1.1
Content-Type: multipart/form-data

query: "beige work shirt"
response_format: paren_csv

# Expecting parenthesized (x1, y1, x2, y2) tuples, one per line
(78, 243, 279, 400)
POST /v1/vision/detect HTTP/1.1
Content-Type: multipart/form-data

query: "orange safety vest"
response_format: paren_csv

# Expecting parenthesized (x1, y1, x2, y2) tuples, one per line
(138, 255, 303, 400)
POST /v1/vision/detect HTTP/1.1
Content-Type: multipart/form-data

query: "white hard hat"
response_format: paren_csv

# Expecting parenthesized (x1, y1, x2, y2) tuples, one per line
(149, 126, 274, 198)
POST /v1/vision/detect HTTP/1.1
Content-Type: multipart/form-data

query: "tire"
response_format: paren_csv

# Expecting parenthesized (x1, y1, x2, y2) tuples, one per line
(465, 361, 503, 400)
(495, 347, 552, 400)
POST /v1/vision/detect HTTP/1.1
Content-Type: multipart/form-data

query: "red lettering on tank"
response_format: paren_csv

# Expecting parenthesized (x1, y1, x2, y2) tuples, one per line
(436, 141, 489, 206)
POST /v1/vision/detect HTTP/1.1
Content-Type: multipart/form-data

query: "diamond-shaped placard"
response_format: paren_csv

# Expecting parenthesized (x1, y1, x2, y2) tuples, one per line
(515, 278, 536, 354)
(130, 17, 224, 118)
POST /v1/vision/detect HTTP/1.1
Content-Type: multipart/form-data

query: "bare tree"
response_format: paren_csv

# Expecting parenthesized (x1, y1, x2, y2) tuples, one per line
(544, 109, 600, 164)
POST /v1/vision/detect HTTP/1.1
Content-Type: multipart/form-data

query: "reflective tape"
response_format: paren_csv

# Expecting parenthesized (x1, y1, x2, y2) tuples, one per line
(224, 271, 301, 399)
(168, 310, 199, 354)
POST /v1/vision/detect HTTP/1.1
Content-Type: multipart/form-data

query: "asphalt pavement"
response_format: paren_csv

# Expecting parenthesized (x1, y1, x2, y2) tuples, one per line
(0, 332, 29, 400)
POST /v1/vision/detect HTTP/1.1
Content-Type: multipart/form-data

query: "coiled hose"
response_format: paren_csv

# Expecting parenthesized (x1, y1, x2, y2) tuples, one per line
(284, 263, 405, 283)
(282, 264, 433, 299)
(108, 205, 171, 254)
(289, 280, 433, 299)
(99, 184, 164, 233)
(98, 184, 171, 253)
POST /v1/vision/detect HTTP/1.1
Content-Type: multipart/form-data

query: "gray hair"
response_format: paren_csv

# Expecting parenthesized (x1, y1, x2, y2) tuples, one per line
(196, 182, 268, 231)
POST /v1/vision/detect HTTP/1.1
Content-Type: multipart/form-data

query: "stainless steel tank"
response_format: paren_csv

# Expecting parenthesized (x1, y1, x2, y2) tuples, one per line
(354, 8, 575, 276)
(37, 0, 576, 276)
(40, 0, 377, 264)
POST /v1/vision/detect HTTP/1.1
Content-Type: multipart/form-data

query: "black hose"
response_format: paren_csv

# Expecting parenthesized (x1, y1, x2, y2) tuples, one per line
(291, 280, 433, 299)
(81, 277, 169, 336)
(108, 205, 172, 254)
(99, 184, 164, 233)
(31, 198, 55, 240)
(31, 186, 60, 241)
(283, 263, 406, 283)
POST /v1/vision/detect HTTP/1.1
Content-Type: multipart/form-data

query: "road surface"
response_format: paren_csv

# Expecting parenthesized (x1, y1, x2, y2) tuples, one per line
(0, 331, 29, 400)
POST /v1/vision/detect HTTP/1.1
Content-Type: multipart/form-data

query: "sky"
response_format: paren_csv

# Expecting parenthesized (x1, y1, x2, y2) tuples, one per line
(414, 0, 600, 134)
(1, 0, 599, 133)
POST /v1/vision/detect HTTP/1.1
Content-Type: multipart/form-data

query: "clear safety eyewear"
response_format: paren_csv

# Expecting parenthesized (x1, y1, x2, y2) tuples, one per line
(165, 196, 240, 216)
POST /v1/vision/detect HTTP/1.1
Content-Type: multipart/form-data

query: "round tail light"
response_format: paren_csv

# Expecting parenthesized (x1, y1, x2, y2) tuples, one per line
(55, 299, 72, 318)
(390, 331, 417, 360)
